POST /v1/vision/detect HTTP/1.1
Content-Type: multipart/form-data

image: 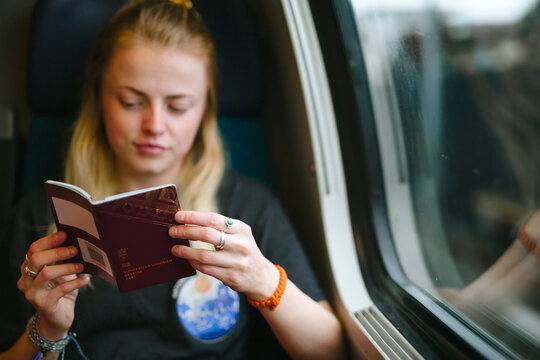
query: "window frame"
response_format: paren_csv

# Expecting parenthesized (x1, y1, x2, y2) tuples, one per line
(308, 0, 515, 358)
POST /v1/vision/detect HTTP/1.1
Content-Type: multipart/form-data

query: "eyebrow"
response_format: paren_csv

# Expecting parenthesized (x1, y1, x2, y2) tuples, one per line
(123, 86, 191, 100)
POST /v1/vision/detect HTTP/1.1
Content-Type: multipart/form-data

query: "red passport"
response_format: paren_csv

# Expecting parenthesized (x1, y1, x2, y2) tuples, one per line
(44, 180, 195, 292)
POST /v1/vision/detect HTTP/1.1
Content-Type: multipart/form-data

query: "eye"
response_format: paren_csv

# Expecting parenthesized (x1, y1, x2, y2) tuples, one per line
(168, 105, 188, 114)
(120, 100, 143, 109)
(118, 95, 144, 110)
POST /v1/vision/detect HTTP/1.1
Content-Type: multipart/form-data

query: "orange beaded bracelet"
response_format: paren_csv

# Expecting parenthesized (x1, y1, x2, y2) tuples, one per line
(518, 224, 540, 259)
(247, 265, 287, 311)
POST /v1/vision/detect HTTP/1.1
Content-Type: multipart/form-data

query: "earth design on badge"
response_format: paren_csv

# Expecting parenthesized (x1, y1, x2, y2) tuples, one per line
(175, 274, 240, 341)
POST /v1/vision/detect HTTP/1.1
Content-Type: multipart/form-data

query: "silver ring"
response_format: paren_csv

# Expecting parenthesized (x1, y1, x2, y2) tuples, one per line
(224, 218, 233, 233)
(24, 265, 39, 279)
(216, 231, 226, 250)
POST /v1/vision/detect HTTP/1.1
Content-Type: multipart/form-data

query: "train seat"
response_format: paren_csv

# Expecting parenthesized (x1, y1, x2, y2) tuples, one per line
(21, 0, 270, 198)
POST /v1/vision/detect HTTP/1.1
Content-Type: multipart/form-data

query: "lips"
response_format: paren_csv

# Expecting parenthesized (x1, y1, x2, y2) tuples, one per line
(134, 142, 167, 155)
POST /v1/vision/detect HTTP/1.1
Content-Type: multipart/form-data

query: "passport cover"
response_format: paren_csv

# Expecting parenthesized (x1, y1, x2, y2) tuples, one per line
(44, 180, 195, 292)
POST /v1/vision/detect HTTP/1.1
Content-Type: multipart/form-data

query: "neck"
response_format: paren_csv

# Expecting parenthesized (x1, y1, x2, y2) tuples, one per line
(116, 165, 182, 193)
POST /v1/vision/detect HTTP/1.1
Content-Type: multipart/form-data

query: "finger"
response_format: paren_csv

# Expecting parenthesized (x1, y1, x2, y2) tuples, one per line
(175, 211, 242, 233)
(20, 264, 39, 289)
(22, 232, 67, 274)
(50, 275, 90, 302)
(169, 224, 222, 247)
(33, 276, 90, 311)
(188, 260, 227, 281)
(21, 231, 67, 271)
(26, 246, 78, 272)
(21, 259, 40, 281)
(35, 263, 85, 283)
(172, 245, 234, 268)
(27, 232, 67, 255)
(21, 262, 40, 280)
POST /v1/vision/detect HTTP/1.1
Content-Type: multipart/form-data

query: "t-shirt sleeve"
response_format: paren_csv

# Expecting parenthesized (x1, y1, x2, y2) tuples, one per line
(254, 197, 326, 302)
(0, 190, 51, 351)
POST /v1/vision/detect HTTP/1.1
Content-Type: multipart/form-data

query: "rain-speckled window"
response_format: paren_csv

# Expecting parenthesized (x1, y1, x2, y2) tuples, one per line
(351, 0, 540, 357)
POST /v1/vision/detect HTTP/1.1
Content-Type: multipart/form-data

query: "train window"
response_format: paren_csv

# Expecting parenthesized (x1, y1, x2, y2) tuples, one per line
(349, 0, 540, 357)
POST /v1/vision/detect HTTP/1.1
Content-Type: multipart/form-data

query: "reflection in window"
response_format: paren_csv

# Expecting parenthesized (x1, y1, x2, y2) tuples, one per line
(353, 0, 540, 357)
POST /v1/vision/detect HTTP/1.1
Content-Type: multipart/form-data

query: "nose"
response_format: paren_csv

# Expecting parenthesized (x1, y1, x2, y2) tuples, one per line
(141, 105, 166, 135)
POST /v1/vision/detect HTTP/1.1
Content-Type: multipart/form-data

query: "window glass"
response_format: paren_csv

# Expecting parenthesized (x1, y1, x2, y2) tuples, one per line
(351, 0, 540, 357)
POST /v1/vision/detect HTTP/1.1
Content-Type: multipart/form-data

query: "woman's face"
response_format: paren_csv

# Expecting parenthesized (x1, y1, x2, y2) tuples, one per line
(101, 42, 208, 186)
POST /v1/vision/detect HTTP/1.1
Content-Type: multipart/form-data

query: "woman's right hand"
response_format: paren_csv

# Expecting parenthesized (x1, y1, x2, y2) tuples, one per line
(17, 231, 89, 340)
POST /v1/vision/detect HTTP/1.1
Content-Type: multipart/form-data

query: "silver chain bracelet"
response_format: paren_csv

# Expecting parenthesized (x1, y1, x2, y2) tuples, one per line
(26, 313, 72, 353)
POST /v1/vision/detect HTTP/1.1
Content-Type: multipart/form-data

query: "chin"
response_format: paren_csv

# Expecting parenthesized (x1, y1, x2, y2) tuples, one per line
(131, 161, 178, 179)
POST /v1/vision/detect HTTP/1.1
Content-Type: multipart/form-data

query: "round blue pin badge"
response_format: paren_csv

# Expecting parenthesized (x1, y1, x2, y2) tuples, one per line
(174, 274, 240, 341)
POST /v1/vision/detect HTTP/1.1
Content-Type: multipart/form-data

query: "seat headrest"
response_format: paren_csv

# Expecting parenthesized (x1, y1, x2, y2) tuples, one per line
(27, 0, 263, 117)
(196, 1, 263, 116)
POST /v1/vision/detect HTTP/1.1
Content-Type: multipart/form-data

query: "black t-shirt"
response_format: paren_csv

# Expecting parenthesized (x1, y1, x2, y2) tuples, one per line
(0, 171, 325, 359)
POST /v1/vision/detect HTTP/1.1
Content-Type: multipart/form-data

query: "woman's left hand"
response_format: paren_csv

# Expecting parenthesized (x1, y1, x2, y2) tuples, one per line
(169, 211, 280, 301)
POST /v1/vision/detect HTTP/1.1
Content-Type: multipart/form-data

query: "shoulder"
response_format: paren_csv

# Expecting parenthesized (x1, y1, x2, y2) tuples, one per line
(13, 187, 51, 227)
(218, 170, 279, 216)
(1, 188, 51, 244)
(218, 171, 295, 248)
(218, 171, 290, 242)
(0, 188, 51, 271)
(16, 187, 49, 209)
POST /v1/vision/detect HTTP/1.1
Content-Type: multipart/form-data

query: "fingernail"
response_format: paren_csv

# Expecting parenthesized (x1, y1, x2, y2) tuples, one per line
(176, 211, 185, 222)
(172, 245, 180, 255)
(169, 227, 177, 237)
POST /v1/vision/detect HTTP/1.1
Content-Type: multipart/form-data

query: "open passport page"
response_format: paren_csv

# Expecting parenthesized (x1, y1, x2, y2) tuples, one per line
(44, 180, 195, 292)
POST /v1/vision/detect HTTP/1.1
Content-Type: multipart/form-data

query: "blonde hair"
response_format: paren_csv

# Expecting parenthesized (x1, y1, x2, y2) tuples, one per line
(65, 0, 224, 213)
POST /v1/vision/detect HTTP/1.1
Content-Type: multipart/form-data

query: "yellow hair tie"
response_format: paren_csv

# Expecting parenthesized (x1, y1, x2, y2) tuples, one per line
(171, 0, 193, 9)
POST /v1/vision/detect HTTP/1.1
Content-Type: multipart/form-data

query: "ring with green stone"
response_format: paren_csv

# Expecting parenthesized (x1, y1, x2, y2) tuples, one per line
(224, 218, 234, 233)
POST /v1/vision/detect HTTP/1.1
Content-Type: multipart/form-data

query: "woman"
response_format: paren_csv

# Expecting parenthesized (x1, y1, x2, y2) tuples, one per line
(0, 0, 346, 359)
